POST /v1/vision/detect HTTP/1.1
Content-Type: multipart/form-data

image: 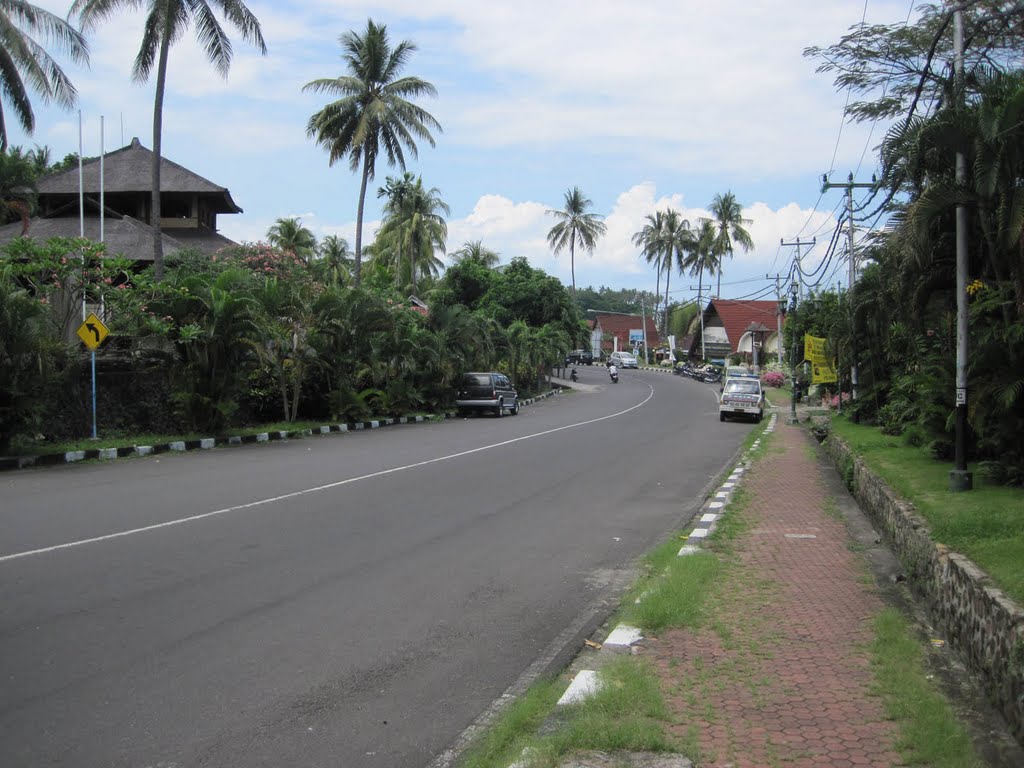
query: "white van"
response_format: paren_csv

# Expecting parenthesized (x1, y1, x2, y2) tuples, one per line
(608, 351, 638, 369)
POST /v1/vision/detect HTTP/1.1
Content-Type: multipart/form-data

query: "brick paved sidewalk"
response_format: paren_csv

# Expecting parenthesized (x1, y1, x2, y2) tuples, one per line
(640, 421, 902, 768)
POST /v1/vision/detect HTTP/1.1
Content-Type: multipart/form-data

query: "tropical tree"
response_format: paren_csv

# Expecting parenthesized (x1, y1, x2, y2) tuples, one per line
(659, 210, 695, 337)
(72, 0, 267, 283)
(267, 217, 317, 262)
(632, 210, 667, 326)
(382, 176, 448, 295)
(317, 234, 352, 287)
(684, 219, 719, 313)
(0, 263, 56, 453)
(0, 146, 38, 230)
(546, 186, 606, 299)
(303, 18, 441, 288)
(450, 239, 499, 267)
(0, 3, 88, 152)
(706, 191, 754, 297)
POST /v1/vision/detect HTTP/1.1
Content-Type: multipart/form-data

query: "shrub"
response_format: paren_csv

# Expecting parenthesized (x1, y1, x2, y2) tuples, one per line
(903, 424, 927, 447)
(763, 371, 785, 388)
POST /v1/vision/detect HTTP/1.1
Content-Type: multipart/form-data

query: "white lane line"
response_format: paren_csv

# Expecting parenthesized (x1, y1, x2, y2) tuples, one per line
(2, 386, 656, 564)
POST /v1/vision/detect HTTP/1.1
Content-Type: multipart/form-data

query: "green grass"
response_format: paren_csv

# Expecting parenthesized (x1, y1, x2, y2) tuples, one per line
(463, 657, 677, 768)
(830, 416, 1024, 604)
(870, 608, 982, 768)
(763, 385, 792, 408)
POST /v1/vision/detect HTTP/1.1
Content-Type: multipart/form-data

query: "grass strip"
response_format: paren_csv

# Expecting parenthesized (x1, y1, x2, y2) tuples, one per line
(870, 608, 982, 768)
(829, 416, 1024, 604)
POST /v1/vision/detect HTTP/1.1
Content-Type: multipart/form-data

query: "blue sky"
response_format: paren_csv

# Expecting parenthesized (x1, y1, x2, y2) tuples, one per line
(12, 0, 916, 305)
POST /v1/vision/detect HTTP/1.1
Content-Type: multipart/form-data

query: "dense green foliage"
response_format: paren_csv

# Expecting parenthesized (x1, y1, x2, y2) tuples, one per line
(0, 235, 578, 450)
(798, 3, 1024, 483)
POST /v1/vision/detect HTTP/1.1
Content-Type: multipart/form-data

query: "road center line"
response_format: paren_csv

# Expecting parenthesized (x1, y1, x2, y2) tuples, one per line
(1, 386, 655, 563)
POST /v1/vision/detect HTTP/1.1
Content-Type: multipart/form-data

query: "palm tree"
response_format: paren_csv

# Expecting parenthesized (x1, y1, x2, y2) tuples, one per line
(378, 176, 449, 295)
(546, 186, 606, 298)
(685, 219, 719, 357)
(659, 210, 695, 337)
(450, 239, 500, 267)
(267, 216, 317, 262)
(706, 191, 754, 297)
(0, 3, 88, 152)
(632, 211, 667, 325)
(317, 234, 352, 287)
(72, 0, 267, 283)
(303, 19, 441, 289)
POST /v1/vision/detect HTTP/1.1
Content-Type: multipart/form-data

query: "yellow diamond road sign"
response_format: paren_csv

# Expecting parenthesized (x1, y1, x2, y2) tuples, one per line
(77, 312, 109, 351)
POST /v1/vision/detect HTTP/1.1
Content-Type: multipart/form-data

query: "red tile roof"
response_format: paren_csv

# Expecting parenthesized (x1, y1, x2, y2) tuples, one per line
(591, 312, 661, 352)
(708, 300, 783, 353)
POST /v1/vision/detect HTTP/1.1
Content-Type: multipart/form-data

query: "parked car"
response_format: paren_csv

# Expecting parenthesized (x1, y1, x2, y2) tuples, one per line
(719, 377, 765, 422)
(456, 372, 520, 417)
(608, 351, 638, 369)
(565, 349, 594, 365)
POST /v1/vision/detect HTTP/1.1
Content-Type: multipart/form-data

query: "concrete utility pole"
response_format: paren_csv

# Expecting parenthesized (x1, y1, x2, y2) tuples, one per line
(780, 236, 815, 301)
(768, 272, 787, 363)
(951, 5, 973, 491)
(821, 173, 876, 420)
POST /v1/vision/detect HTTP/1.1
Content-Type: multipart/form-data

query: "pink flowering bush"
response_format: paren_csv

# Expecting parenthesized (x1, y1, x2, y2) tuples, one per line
(762, 371, 785, 388)
(829, 392, 852, 409)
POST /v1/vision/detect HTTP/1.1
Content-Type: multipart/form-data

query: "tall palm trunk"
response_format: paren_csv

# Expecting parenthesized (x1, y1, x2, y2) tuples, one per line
(354, 154, 371, 288)
(569, 238, 576, 298)
(663, 245, 673, 337)
(151, 23, 172, 283)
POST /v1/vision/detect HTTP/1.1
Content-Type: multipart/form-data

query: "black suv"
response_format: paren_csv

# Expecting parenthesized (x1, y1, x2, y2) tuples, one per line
(565, 349, 594, 366)
(455, 372, 520, 417)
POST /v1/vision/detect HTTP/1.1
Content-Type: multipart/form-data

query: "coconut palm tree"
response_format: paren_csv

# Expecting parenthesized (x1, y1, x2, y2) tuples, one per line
(378, 176, 448, 295)
(450, 239, 500, 267)
(317, 234, 352, 287)
(72, 0, 265, 283)
(0, 3, 88, 152)
(659, 210, 695, 337)
(632, 210, 667, 325)
(685, 219, 719, 310)
(706, 191, 754, 297)
(267, 216, 316, 257)
(267, 216, 317, 262)
(304, 19, 441, 289)
(546, 186, 606, 299)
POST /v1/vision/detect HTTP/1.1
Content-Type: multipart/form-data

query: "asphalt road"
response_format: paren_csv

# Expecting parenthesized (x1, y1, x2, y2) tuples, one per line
(0, 367, 754, 768)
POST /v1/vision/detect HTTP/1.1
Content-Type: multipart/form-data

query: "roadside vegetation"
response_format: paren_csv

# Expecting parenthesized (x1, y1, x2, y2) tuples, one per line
(830, 415, 1024, 604)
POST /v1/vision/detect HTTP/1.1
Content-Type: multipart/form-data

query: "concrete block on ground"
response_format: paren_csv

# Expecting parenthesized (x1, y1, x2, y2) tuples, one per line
(557, 670, 601, 705)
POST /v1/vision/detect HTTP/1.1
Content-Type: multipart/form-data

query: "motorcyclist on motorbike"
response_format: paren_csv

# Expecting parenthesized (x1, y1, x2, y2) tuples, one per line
(608, 363, 618, 382)
(570, 368, 579, 382)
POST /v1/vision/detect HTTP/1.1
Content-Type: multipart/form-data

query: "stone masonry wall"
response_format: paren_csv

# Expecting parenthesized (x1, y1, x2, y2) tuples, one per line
(824, 434, 1024, 746)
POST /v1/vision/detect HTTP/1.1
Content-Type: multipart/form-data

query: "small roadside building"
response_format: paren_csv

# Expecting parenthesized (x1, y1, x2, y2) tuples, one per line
(588, 311, 661, 360)
(686, 299, 786, 364)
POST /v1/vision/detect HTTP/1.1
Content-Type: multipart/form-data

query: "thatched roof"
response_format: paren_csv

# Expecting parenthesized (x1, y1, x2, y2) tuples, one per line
(0, 213, 236, 261)
(37, 137, 242, 214)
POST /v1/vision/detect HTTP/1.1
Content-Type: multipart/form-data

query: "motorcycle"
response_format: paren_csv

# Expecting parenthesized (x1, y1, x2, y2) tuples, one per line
(569, 368, 579, 382)
(608, 365, 619, 384)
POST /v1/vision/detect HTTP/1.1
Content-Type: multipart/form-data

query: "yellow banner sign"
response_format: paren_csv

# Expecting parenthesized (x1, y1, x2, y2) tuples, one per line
(804, 334, 829, 364)
(811, 362, 838, 384)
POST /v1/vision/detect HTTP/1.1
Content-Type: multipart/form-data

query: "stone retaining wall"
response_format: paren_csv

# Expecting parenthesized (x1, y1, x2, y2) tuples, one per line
(824, 434, 1024, 746)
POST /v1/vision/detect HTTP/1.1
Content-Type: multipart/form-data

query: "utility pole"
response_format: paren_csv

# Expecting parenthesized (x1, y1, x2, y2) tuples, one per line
(768, 272, 787, 364)
(951, 5, 972, 491)
(821, 172, 875, 420)
(780, 236, 815, 301)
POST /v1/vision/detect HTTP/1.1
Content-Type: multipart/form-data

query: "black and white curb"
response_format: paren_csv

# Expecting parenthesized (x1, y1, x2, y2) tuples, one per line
(0, 390, 563, 472)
